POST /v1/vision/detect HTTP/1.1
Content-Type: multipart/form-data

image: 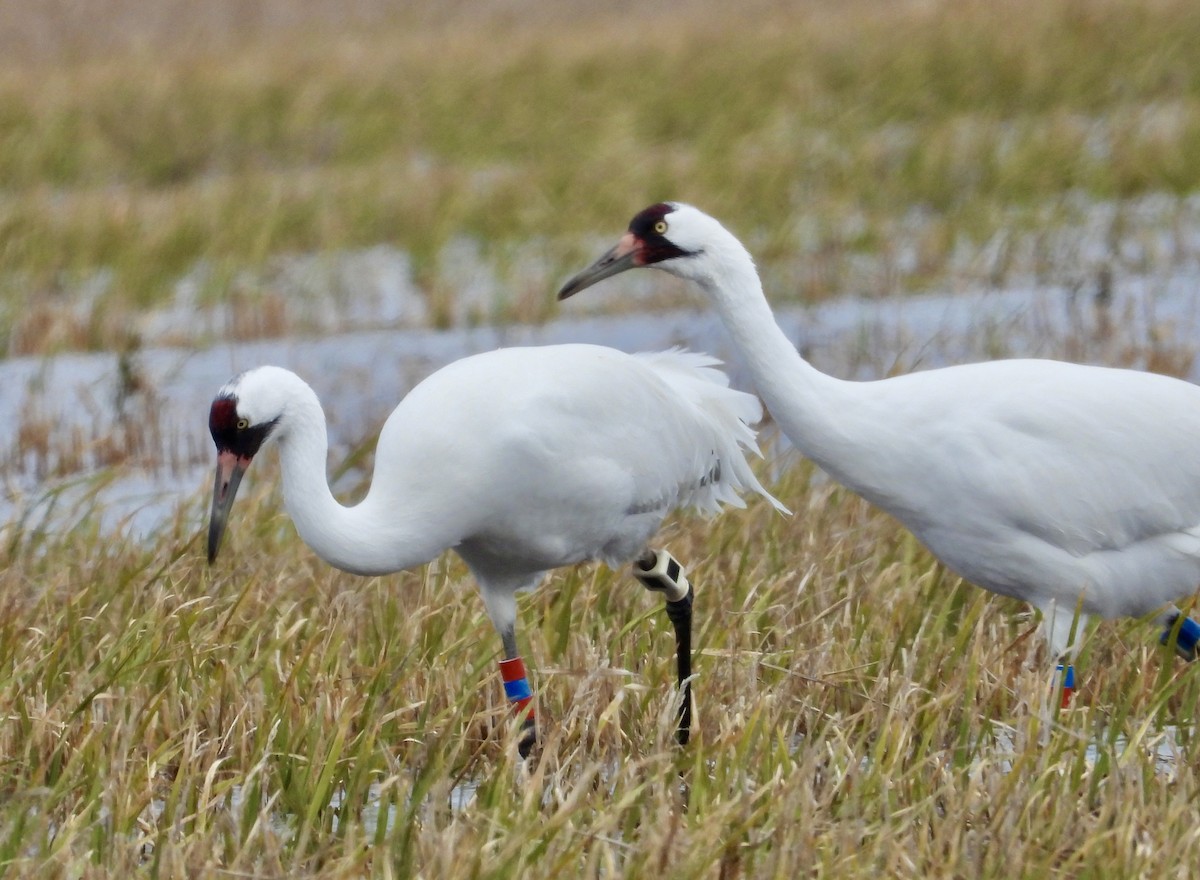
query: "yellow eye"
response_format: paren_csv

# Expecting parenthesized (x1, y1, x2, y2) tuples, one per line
(654, 220, 668, 234)
(236, 418, 249, 430)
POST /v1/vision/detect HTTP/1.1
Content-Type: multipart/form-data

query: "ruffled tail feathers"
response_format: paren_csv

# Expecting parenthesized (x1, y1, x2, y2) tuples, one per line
(638, 348, 790, 517)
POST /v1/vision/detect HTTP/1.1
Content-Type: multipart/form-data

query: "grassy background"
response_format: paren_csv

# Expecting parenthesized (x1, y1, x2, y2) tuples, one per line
(3, 466, 1200, 877)
(4, 0, 1200, 876)
(2, 0, 1200, 353)
(7, 463, 1200, 873)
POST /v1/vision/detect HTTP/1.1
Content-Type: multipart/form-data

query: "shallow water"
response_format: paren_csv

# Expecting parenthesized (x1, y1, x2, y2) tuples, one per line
(7, 246, 1200, 858)
(3, 266, 1200, 535)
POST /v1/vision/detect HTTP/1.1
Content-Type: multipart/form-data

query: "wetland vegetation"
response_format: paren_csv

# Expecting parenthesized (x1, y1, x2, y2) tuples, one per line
(3, 1, 1200, 876)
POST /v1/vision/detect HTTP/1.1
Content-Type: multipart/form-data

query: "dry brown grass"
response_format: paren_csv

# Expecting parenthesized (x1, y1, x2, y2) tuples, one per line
(3, 4, 1200, 873)
(2, 463, 1200, 877)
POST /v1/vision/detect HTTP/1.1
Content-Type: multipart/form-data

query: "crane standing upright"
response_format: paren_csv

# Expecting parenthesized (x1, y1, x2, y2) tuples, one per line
(560, 202, 1200, 702)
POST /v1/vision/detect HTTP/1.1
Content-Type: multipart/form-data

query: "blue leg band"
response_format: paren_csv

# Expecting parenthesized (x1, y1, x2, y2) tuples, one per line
(1160, 616, 1200, 659)
(1056, 663, 1076, 689)
(1178, 618, 1200, 655)
(503, 677, 533, 702)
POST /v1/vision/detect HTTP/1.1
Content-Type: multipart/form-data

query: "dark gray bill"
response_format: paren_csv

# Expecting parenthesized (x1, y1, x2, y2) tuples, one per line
(557, 234, 639, 300)
(208, 450, 247, 564)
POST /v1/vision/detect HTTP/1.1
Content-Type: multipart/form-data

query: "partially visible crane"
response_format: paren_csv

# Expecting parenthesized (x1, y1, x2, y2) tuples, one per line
(560, 202, 1200, 703)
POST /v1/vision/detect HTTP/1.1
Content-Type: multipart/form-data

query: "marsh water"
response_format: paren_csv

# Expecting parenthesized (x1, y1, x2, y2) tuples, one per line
(4, 264, 1200, 536)
(5, 262, 1200, 848)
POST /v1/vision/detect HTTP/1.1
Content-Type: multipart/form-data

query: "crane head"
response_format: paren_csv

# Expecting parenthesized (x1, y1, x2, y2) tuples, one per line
(557, 202, 721, 300)
(207, 390, 278, 564)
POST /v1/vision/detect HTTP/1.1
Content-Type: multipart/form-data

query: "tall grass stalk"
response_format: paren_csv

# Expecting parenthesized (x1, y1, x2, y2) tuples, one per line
(2, 465, 1200, 876)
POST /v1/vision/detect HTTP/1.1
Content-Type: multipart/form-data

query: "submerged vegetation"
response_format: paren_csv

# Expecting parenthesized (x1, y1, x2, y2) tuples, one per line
(4, 0, 1200, 876)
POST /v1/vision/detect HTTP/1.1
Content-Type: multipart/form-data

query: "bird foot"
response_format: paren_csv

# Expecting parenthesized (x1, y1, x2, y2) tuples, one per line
(1159, 615, 1200, 661)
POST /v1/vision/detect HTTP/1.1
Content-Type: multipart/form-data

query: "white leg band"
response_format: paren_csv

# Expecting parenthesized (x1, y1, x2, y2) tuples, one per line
(633, 549, 691, 603)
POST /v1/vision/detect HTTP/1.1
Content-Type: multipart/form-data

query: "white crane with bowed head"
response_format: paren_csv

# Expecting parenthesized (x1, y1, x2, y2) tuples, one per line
(559, 202, 1200, 699)
(206, 344, 786, 755)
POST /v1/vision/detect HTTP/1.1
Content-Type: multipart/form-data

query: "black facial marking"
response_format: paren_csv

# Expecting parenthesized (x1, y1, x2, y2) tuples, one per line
(628, 202, 694, 265)
(209, 395, 277, 459)
(628, 203, 675, 237)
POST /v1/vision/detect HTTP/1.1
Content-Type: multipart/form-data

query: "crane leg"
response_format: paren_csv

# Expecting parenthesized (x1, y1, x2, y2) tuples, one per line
(1037, 598, 1085, 708)
(633, 549, 694, 745)
(1054, 663, 1076, 709)
(499, 628, 537, 758)
(1159, 611, 1200, 662)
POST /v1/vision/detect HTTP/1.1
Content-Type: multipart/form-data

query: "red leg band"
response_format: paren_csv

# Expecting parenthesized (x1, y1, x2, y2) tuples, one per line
(499, 657, 527, 682)
(499, 657, 535, 719)
(512, 695, 534, 716)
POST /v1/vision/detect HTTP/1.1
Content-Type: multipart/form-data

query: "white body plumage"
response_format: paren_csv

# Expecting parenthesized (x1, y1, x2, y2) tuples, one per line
(206, 341, 784, 745)
(560, 202, 1200, 659)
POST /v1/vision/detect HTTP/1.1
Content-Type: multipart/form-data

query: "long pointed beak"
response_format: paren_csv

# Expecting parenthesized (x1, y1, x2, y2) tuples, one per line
(208, 450, 248, 564)
(557, 233, 640, 300)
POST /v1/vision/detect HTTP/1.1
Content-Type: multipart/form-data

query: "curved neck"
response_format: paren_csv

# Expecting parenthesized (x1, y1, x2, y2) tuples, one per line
(693, 255, 866, 476)
(274, 393, 443, 576)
